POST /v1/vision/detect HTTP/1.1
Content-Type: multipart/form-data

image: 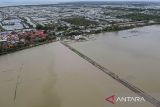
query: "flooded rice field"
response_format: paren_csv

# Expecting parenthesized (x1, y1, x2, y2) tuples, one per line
(0, 25, 160, 107)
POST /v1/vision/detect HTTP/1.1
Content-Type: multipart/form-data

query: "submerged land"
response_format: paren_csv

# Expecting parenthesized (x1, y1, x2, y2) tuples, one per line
(0, 1, 160, 107)
(0, 41, 155, 107)
(1, 25, 160, 107)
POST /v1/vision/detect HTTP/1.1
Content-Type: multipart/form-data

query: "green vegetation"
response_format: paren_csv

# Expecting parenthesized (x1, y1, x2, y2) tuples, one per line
(117, 13, 160, 22)
(36, 23, 56, 31)
(63, 17, 97, 26)
(20, 17, 34, 28)
(0, 40, 55, 55)
(36, 23, 68, 31)
(0, 25, 5, 32)
(103, 25, 134, 32)
(36, 24, 45, 30)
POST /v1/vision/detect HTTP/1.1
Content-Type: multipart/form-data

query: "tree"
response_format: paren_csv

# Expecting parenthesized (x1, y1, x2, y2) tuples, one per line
(36, 24, 44, 30)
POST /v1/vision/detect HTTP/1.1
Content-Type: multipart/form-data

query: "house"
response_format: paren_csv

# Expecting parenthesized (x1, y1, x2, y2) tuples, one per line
(32, 31, 46, 42)
(35, 31, 45, 38)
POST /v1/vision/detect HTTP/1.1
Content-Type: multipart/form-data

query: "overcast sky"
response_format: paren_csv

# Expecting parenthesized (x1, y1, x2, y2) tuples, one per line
(0, 0, 159, 6)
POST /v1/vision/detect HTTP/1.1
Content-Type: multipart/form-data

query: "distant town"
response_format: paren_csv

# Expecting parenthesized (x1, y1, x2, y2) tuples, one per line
(0, 1, 160, 54)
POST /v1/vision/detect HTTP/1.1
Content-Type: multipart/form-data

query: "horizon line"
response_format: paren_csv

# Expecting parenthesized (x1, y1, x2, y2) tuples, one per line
(0, 0, 160, 8)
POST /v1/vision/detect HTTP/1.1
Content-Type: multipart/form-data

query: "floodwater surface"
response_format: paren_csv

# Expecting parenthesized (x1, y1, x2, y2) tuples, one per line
(71, 25, 160, 101)
(0, 42, 154, 107)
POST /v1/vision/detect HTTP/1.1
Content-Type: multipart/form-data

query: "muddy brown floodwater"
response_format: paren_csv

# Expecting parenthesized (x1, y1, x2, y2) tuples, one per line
(0, 26, 158, 107)
(71, 25, 160, 102)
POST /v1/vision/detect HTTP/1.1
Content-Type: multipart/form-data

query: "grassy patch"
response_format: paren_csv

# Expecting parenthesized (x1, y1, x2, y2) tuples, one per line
(63, 17, 97, 26)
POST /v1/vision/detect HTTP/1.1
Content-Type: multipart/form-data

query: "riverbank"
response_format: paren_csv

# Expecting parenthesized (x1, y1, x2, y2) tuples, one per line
(0, 40, 57, 56)
(0, 24, 159, 56)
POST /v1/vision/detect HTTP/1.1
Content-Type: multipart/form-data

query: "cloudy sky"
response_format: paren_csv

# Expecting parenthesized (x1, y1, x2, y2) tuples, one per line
(0, 0, 158, 6)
